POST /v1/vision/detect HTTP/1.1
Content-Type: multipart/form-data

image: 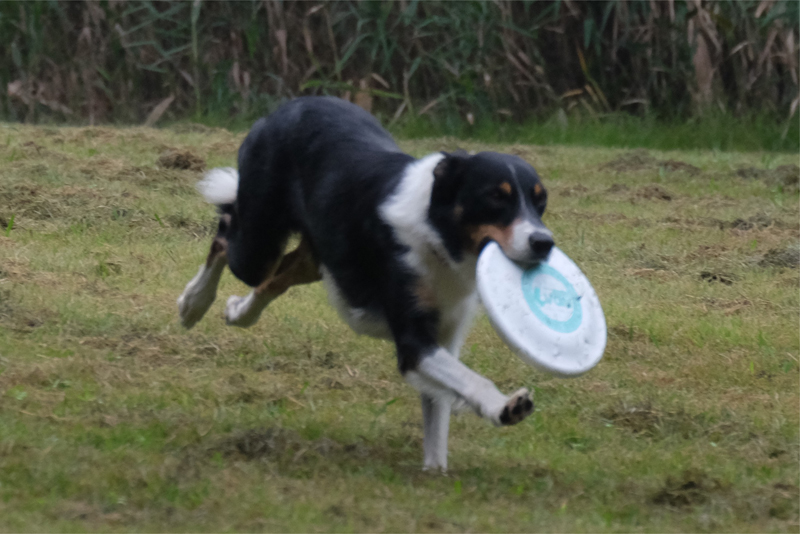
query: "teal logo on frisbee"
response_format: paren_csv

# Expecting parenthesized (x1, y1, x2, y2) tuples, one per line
(521, 264, 582, 333)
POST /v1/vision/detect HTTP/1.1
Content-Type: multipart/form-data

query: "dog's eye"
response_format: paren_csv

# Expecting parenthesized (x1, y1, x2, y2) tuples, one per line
(534, 197, 547, 216)
(488, 186, 512, 202)
(532, 187, 547, 215)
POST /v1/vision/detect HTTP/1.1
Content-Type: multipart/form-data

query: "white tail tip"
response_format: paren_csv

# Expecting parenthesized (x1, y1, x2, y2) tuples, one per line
(196, 167, 239, 205)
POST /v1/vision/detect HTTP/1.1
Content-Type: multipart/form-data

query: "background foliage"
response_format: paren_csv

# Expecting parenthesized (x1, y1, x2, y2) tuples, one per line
(1, 0, 797, 134)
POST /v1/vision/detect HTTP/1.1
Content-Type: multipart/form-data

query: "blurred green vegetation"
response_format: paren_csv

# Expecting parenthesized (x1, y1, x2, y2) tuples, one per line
(1, 1, 797, 151)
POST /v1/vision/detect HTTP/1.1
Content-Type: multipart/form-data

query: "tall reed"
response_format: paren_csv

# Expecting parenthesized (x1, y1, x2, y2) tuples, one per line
(1, 1, 796, 130)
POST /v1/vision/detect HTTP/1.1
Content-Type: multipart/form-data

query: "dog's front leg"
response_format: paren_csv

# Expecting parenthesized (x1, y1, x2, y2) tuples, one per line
(420, 390, 455, 471)
(409, 348, 534, 427)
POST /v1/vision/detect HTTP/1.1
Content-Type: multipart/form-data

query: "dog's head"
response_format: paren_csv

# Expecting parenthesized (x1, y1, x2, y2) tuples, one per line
(429, 151, 553, 265)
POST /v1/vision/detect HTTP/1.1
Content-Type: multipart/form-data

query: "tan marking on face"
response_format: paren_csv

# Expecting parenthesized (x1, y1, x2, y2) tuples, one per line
(468, 218, 518, 254)
(413, 280, 437, 311)
(534, 183, 543, 195)
(499, 182, 512, 195)
(453, 204, 464, 219)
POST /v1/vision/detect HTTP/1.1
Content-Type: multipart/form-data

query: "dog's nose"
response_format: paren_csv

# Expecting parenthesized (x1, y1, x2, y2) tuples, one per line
(529, 232, 554, 261)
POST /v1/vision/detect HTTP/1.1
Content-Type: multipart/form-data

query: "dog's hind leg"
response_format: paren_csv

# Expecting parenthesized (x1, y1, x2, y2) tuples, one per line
(225, 236, 321, 327)
(177, 224, 229, 329)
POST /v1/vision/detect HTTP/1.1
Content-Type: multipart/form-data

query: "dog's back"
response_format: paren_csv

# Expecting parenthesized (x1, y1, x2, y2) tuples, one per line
(223, 97, 410, 287)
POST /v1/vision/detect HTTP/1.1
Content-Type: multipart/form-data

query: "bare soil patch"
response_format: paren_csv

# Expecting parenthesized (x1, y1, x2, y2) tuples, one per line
(557, 184, 589, 197)
(660, 160, 701, 175)
(606, 183, 629, 194)
(156, 149, 205, 171)
(652, 469, 722, 507)
(759, 245, 800, 268)
(599, 403, 717, 439)
(633, 184, 673, 201)
(728, 213, 774, 231)
(736, 164, 799, 190)
(213, 427, 369, 466)
(601, 150, 700, 175)
(700, 271, 735, 285)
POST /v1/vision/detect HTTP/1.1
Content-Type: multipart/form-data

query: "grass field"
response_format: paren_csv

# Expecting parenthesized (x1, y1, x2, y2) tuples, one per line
(0, 123, 798, 532)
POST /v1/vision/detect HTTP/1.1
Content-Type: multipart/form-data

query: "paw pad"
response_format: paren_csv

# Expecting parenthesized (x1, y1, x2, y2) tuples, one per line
(499, 389, 534, 426)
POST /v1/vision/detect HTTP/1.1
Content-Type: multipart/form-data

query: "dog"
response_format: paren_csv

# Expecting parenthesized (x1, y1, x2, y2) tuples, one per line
(177, 96, 554, 471)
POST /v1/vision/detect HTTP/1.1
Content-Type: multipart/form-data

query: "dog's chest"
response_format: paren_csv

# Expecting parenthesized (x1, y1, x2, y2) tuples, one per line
(320, 252, 477, 348)
(419, 252, 479, 347)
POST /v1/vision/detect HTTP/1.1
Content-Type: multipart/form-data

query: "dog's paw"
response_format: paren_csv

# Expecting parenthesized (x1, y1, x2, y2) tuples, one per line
(177, 290, 214, 329)
(224, 294, 260, 327)
(498, 388, 534, 426)
(422, 464, 448, 475)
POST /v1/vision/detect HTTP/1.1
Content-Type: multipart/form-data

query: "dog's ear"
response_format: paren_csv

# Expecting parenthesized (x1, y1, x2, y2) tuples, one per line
(431, 151, 468, 206)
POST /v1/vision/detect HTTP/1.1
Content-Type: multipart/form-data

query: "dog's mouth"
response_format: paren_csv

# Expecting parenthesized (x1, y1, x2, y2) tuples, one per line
(478, 237, 553, 267)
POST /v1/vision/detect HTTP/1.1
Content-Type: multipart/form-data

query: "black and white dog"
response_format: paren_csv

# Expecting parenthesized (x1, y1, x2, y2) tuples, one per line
(177, 97, 554, 471)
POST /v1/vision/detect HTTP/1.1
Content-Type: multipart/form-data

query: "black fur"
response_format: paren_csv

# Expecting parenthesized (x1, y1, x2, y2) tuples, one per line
(218, 96, 551, 374)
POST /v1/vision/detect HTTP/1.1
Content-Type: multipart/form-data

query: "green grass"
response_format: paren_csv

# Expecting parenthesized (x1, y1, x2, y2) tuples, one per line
(187, 110, 799, 153)
(0, 123, 798, 532)
(390, 111, 799, 153)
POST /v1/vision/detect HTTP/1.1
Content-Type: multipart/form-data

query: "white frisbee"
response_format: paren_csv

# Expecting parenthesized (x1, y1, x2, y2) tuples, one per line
(476, 242, 607, 377)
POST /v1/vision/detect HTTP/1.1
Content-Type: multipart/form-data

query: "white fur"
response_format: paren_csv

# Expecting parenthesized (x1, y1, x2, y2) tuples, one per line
(380, 153, 451, 274)
(379, 152, 480, 352)
(177, 255, 227, 329)
(507, 219, 553, 262)
(224, 292, 273, 327)
(321, 267, 393, 339)
(509, 220, 535, 260)
(380, 153, 523, 470)
(197, 167, 239, 205)
(420, 391, 455, 471)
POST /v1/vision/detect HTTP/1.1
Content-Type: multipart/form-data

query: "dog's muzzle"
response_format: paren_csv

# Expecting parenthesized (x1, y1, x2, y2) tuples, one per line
(528, 230, 554, 262)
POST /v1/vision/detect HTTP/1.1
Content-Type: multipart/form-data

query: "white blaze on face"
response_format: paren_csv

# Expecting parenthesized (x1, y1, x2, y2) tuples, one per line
(505, 219, 552, 262)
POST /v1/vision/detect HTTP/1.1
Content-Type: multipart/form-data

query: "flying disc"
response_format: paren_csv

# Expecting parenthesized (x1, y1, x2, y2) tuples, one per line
(476, 242, 607, 377)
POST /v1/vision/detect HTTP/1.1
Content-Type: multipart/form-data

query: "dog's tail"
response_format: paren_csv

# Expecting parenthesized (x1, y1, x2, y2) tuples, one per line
(196, 167, 239, 209)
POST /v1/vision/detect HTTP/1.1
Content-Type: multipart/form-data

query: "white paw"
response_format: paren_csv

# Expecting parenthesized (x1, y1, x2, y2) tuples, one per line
(224, 294, 260, 327)
(177, 289, 215, 329)
(422, 464, 448, 474)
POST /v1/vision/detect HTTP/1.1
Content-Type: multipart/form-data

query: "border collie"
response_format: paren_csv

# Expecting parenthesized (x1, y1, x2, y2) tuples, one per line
(177, 96, 553, 471)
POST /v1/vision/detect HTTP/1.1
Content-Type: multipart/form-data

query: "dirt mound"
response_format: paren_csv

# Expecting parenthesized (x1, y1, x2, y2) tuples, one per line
(660, 160, 701, 175)
(606, 183, 629, 194)
(156, 149, 205, 171)
(600, 150, 657, 172)
(760, 245, 800, 268)
(634, 184, 673, 201)
(728, 213, 773, 230)
(602, 404, 662, 435)
(601, 150, 700, 175)
(653, 469, 722, 507)
(600, 402, 711, 439)
(214, 427, 347, 462)
(737, 165, 799, 191)
(700, 271, 734, 285)
(558, 184, 589, 197)
(168, 123, 219, 134)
